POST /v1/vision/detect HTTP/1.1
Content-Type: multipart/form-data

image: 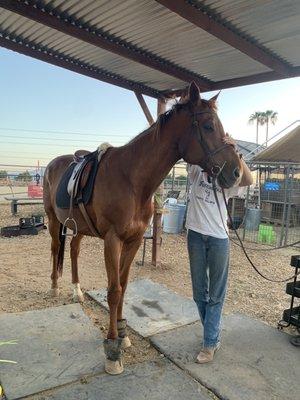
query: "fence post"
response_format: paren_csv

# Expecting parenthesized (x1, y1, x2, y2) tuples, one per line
(284, 165, 293, 245)
(152, 183, 164, 266)
(171, 167, 175, 191)
(152, 98, 167, 266)
(280, 166, 289, 246)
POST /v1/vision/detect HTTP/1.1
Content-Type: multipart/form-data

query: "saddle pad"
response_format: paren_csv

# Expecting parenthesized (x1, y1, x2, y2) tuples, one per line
(56, 154, 99, 209)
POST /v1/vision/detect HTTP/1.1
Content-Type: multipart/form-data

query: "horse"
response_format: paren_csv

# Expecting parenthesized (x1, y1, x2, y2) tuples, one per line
(43, 82, 243, 375)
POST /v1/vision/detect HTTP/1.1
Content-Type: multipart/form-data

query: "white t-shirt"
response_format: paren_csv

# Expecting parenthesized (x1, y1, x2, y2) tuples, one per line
(186, 165, 246, 239)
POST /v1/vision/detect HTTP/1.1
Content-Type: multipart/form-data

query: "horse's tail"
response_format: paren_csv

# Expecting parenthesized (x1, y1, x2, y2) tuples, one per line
(57, 223, 66, 277)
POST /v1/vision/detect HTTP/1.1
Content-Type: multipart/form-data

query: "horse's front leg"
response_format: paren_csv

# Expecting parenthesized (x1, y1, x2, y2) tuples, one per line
(117, 235, 143, 349)
(103, 229, 123, 375)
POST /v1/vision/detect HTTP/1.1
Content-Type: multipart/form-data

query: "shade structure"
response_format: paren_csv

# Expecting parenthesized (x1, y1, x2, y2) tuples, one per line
(0, 0, 300, 97)
(252, 125, 300, 163)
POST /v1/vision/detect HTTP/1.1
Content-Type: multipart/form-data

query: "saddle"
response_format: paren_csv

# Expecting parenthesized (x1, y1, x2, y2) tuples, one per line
(67, 150, 97, 204)
(56, 144, 112, 237)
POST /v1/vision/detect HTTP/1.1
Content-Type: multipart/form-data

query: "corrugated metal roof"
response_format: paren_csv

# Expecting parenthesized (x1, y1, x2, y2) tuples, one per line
(252, 126, 300, 163)
(50, 0, 270, 81)
(0, 7, 184, 91)
(0, 0, 299, 96)
(199, 0, 300, 66)
(236, 139, 262, 159)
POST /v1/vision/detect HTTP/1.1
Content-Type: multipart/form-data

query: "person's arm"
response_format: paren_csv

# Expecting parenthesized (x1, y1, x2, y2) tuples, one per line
(239, 157, 253, 187)
(186, 164, 200, 185)
(222, 133, 253, 187)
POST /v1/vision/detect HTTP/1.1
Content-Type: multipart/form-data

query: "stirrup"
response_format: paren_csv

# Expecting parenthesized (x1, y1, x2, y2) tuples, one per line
(62, 217, 78, 237)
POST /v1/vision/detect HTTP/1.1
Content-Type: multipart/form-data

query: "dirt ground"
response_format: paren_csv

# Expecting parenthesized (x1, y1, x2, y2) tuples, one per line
(0, 203, 298, 366)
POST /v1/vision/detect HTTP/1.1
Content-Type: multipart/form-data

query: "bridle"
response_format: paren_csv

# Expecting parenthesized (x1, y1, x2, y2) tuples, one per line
(191, 110, 232, 177)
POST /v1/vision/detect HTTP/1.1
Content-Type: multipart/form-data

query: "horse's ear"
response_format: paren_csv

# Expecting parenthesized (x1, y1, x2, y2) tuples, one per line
(179, 88, 188, 103)
(208, 90, 221, 108)
(188, 81, 201, 105)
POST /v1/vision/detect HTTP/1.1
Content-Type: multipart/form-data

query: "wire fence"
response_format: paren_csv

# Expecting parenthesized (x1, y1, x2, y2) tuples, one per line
(1, 160, 299, 249)
(230, 163, 300, 248)
(0, 164, 45, 201)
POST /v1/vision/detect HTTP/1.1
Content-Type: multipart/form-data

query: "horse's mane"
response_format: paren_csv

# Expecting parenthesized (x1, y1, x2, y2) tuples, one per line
(126, 98, 217, 146)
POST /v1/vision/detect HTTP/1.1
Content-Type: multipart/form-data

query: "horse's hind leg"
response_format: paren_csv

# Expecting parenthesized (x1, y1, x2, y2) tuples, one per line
(48, 211, 62, 297)
(117, 235, 143, 349)
(70, 233, 84, 302)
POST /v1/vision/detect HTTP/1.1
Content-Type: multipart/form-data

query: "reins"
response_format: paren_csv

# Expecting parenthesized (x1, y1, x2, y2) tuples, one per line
(210, 177, 300, 283)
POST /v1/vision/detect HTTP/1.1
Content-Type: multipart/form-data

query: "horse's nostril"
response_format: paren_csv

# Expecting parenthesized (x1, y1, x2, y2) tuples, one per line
(233, 168, 240, 179)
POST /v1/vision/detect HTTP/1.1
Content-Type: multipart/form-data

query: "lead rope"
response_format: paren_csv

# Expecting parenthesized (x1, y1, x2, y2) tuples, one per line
(211, 178, 300, 283)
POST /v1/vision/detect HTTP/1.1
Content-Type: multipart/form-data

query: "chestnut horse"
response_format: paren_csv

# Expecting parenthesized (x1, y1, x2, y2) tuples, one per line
(43, 83, 242, 374)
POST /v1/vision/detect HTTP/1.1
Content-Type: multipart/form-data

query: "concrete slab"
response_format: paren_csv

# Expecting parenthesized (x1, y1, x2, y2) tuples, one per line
(32, 360, 211, 400)
(150, 313, 299, 400)
(0, 304, 104, 400)
(88, 279, 199, 337)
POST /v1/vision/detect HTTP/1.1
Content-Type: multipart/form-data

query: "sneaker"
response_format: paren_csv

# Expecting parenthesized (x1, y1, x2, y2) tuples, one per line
(290, 335, 300, 347)
(196, 342, 221, 364)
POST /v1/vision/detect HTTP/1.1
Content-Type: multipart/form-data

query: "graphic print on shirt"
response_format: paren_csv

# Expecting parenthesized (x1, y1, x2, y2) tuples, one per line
(186, 165, 245, 239)
(196, 178, 222, 205)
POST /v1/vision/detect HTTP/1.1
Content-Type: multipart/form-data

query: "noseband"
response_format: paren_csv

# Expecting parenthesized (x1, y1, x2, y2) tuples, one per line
(191, 110, 231, 177)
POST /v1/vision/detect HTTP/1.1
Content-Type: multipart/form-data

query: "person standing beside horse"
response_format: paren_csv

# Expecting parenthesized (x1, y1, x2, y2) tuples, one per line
(186, 134, 253, 363)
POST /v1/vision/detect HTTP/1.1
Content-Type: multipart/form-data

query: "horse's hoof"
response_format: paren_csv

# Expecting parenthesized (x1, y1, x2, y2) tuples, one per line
(105, 359, 124, 375)
(73, 293, 84, 303)
(120, 336, 131, 349)
(49, 288, 60, 297)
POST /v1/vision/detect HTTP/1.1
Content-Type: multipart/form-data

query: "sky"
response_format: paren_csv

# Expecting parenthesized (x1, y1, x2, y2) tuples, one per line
(0, 47, 299, 168)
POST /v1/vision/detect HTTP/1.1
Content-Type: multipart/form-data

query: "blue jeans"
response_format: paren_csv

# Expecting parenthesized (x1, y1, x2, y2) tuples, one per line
(187, 229, 229, 348)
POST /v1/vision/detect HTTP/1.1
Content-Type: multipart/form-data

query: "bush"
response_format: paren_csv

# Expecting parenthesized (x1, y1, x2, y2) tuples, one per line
(16, 171, 32, 182)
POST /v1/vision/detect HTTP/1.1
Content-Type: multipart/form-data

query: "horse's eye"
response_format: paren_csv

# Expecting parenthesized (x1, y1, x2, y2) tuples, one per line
(203, 123, 214, 132)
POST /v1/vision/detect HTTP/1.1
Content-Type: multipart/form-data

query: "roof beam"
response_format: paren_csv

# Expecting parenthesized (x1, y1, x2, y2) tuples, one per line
(210, 67, 300, 91)
(135, 92, 155, 125)
(0, 33, 162, 98)
(156, 0, 292, 76)
(164, 67, 300, 97)
(0, 0, 212, 90)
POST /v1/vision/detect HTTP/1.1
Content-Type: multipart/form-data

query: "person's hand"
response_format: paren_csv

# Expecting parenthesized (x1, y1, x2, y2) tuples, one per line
(223, 133, 237, 150)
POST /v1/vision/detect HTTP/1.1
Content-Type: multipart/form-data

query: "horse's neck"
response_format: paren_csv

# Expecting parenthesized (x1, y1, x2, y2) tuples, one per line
(121, 120, 180, 202)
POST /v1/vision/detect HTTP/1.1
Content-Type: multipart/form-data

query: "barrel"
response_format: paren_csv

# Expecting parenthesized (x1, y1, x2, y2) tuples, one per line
(244, 208, 261, 231)
(163, 203, 186, 234)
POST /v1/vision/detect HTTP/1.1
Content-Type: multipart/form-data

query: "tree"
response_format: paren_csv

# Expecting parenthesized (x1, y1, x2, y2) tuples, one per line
(261, 110, 278, 146)
(16, 170, 32, 182)
(0, 170, 8, 179)
(248, 111, 264, 145)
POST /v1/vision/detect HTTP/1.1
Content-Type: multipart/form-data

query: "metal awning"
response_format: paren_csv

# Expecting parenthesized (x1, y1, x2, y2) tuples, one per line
(252, 126, 300, 163)
(0, 0, 300, 98)
(236, 139, 262, 159)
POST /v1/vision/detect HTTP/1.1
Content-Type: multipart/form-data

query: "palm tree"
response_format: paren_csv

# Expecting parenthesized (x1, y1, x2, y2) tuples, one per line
(248, 111, 264, 145)
(261, 110, 278, 146)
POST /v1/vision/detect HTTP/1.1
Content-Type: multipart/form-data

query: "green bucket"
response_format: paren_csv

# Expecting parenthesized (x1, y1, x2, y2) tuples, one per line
(258, 224, 276, 245)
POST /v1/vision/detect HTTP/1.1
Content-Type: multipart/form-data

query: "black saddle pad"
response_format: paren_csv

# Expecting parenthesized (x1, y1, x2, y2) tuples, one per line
(56, 152, 99, 209)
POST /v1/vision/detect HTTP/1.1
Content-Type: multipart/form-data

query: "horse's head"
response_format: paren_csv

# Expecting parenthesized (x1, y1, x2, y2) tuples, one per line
(177, 82, 242, 188)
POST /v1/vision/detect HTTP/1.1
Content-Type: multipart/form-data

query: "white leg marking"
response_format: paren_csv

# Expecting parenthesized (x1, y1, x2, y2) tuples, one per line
(73, 283, 84, 303)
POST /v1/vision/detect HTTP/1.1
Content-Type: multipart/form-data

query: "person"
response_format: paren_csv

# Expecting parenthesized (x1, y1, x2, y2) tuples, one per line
(186, 134, 253, 363)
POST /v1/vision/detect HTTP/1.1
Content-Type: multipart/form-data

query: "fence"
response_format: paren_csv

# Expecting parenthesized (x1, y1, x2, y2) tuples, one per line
(163, 162, 189, 202)
(0, 164, 45, 201)
(229, 162, 300, 247)
(2, 161, 299, 248)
